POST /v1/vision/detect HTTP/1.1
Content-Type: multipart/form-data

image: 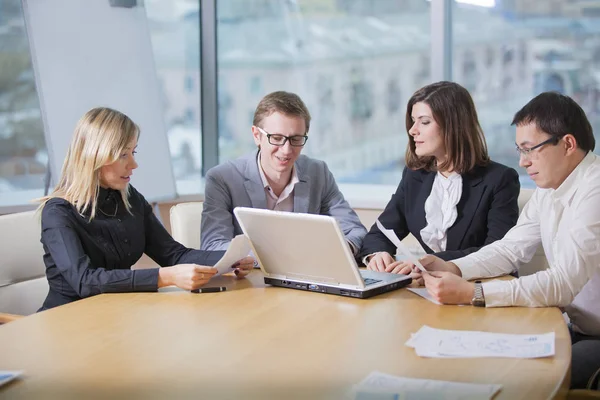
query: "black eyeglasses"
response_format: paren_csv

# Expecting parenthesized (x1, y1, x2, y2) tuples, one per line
(256, 126, 308, 147)
(515, 136, 560, 159)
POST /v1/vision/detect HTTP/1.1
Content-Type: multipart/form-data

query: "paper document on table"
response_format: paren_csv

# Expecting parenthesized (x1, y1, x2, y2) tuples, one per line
(352, 371, 502, 400)
(376, 219, 425, 272)
(406, 288, 466, 306)
(406, 325, 555, 359)
(407, 287, 442, 305)
(213, 234, 252, 276)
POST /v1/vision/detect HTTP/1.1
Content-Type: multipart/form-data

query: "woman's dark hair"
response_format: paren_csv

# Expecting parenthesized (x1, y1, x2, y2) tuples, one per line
(405, 81, 489, 173)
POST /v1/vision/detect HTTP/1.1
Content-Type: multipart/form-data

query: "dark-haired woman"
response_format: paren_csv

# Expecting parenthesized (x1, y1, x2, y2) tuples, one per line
(358, 81, 520, 280)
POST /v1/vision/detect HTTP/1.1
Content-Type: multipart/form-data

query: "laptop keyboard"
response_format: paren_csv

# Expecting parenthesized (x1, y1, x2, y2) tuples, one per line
(363, 278, 382, 286)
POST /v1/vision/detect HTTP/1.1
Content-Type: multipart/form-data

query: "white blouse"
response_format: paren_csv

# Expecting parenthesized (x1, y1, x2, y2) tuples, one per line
(420, 172, 463, 252)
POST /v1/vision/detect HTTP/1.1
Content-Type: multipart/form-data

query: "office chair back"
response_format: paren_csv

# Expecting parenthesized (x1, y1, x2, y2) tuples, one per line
(0, 211, 48, 317)
(170, 202, 203, 249)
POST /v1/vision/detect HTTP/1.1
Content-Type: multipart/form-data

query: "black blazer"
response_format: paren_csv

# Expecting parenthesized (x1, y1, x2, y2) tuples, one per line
(358, 162, 520, 262)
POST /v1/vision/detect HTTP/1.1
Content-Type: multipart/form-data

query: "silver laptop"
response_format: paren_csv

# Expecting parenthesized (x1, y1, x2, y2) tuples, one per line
(233, 207, 411, 299)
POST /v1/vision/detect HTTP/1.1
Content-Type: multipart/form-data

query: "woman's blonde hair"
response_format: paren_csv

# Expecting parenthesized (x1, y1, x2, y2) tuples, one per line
(37, 107, 140, 219)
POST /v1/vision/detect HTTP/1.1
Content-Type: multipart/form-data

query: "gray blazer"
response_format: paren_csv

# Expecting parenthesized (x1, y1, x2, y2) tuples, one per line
(200, 149, 367, 251)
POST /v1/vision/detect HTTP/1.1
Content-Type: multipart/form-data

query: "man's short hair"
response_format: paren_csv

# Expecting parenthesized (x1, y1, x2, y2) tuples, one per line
(512, 92, 595, 152)
(252, 91, 311, 133)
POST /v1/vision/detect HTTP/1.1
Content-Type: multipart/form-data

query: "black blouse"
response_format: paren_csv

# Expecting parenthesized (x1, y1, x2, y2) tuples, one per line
(39, 186, 225, 310)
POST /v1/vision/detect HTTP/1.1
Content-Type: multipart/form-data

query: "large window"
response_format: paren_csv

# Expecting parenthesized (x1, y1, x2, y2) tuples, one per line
(452, 0, 600, 188)
(7, 0, 600, 206)
(0, 0, 47, 207)
(145, 0, 202, 195)
(216, 0, 431, 185)
(1, 0, 203, 207)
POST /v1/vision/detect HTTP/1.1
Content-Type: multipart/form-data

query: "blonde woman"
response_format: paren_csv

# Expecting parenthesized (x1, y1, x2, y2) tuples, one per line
(37, 107, 253, 311)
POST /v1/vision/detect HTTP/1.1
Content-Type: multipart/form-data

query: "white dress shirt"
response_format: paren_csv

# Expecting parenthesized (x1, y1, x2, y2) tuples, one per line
(420, 172, 463, 252)
(257, 153, 299, 212)
(453, 152, 600, 334)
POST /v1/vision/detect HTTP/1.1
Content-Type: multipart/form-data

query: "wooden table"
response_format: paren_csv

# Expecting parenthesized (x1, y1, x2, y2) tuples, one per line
(0, 271, 571, 399)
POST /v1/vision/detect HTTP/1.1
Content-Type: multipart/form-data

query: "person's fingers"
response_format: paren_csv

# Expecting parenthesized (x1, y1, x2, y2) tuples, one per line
(234, 261, 253, 271)
(191, 273, 213, 284)
(194, 265, 217, 275)
(419, 254, 435, 268)
(366, 260, 376, 271)
(397, 265, 413, 275)
(374, 257, 387, 272)
(233, 268, 250, 278)
(409, 272, 423, 286)
(421, 272, 440, 300)
(385, 261, 402, 273)
(390, 263, 409, 274)
(231, 256, 254, 268)
(237, 268, 251, 277)
(427, 270, 446, 278)
(389, 265, 402, 274)
(421, 271, 436, 285)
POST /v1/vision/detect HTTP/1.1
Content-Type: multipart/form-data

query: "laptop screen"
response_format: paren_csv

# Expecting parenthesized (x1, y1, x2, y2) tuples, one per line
(234, 207, 365, 289)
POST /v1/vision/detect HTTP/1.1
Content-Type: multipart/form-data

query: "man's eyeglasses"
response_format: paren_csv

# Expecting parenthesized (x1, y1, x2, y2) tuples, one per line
(515, 136, 560, 159)
(256, 126, 308, 147)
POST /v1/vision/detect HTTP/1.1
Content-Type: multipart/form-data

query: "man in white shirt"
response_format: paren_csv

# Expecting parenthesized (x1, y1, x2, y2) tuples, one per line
(200, 91, 366, 253)
(417, 92, 600, 390)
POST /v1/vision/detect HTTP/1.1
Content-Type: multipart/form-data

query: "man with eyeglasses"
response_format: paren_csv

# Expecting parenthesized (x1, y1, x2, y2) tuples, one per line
(200, 91, 367, 257)
(411, 92, 600, 390)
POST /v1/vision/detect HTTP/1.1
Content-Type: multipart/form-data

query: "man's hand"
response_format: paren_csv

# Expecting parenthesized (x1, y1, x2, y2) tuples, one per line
(422, 271, 475, 305)
(420, 255, 462, 276)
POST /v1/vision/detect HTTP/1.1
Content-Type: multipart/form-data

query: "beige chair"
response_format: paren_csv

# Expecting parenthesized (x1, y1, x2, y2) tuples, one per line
(170, 202, 203, 249)
(0, 211, 48, 323)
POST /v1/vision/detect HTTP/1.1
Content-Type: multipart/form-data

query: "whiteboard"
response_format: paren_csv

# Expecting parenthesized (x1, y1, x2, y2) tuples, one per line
(22, 0, 176, 202)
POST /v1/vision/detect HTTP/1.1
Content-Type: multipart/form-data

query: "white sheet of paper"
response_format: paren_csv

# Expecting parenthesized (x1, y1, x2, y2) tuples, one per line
(353, 371, 502, 400)
(376, 219, 425, 272)
(406, 287, 442, 305)
(0, 370, 23, 388)
(213, 234, 252, 276)
(405, 325, 555, 359)
(406, 288, 466, 307)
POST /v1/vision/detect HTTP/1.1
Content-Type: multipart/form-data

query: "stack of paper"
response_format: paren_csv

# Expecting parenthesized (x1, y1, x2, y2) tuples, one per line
(352, 371, 502, 400)
(406, 325, 555, 358)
